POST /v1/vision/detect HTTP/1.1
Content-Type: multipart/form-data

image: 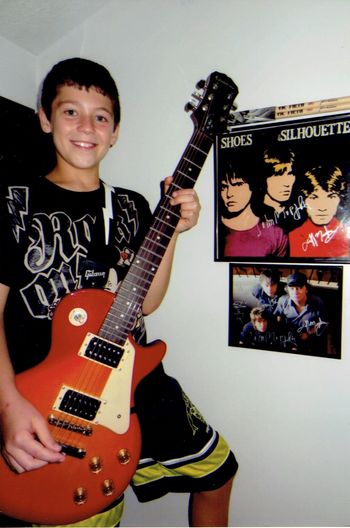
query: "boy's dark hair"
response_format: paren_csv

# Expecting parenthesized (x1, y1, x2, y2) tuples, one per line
(40, 57, 121, 127)
(300, 164, 346, 198)
(259, 268, 281, 285)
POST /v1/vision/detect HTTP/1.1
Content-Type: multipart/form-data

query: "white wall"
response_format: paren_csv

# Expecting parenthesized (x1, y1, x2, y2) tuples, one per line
(2, 0, 350, 525)
(0, 36, 36, 107)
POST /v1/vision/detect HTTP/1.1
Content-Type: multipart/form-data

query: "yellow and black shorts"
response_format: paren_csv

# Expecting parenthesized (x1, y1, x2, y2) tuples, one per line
(131, 365, 238, 502)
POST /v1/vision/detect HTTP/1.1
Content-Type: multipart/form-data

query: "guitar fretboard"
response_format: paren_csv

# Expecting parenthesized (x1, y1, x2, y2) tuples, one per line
(99, 130, 213, 345)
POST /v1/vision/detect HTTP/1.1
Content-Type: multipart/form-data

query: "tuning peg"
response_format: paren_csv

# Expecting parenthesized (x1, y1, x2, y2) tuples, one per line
(184, 101, 195, 113)
(196, 79, 206, 90)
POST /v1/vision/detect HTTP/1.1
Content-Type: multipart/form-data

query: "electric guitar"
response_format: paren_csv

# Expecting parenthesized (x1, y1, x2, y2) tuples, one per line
(0, 72, 238, 525)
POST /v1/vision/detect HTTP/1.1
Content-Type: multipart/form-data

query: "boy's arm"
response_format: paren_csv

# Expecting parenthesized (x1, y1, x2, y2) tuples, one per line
(142, 177, 200, 315)
(0, 283, 65, 473)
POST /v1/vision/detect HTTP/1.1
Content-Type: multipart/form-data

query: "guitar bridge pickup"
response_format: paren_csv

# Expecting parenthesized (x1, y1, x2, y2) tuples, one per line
(48, 414, 93, 436)
(53, 387, 104, 422)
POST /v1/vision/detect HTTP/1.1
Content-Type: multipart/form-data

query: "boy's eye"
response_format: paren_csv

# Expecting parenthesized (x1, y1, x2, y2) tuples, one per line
(64, 109, 77, 117)
(96, 114, 110, 123)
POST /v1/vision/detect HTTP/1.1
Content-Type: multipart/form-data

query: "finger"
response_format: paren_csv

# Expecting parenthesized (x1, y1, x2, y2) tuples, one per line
(32, 416, 64, 454)
(170, 190, 197, 206)
(13, 431, 64, 465)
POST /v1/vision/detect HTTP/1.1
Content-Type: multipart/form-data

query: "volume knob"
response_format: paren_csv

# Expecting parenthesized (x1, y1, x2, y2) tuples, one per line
(73, 487, 88, 505)
(89, 456, 103, 473)
(102, 479, 115, 496)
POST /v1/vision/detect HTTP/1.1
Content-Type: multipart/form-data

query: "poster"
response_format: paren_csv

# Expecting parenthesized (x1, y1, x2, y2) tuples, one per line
(215, 112, 350, 262)
(229, 264, 343, 359)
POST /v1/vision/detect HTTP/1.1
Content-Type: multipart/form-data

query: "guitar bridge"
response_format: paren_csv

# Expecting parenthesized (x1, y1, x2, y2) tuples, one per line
(48, 414, 93, 436)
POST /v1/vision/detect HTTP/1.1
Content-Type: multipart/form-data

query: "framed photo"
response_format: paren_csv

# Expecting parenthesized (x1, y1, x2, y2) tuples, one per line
(229, 264, 343, 359)
(215, 110, 350, 262)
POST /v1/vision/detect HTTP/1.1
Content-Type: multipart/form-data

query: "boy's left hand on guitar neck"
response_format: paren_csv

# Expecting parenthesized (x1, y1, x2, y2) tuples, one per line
(164, 176, 201, 234)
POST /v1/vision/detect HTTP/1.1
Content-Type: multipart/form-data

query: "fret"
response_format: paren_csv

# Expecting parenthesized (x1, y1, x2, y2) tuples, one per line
(148, 227, 172, 242)
(153, 215, 178, 231)
(145, 235, 168, 249)
(122, 273, 152, 289)
(175, 170, 197, 184)
(134, 255, 158, 272)
(189, 143, 208, 155)
(158, 206, 180, 222)
(138, 245, 164, 261)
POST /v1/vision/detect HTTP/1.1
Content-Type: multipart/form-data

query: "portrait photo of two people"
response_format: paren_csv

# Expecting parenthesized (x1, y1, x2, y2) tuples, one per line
(214, 111, 349, 359)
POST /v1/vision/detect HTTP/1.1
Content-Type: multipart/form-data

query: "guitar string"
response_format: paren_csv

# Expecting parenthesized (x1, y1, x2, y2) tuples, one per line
(50, 129, 211, 450)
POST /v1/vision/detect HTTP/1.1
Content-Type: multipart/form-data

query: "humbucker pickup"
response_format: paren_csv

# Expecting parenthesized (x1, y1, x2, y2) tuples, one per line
(79, 333, 124, 368)
(53, 387, 104, 422)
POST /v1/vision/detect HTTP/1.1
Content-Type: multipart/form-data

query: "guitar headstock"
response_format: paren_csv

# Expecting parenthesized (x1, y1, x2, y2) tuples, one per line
(185, 72, 239, 138)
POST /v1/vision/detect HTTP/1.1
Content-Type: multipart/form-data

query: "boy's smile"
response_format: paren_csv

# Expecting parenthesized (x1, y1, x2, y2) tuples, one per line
(39, 84, 119, 181)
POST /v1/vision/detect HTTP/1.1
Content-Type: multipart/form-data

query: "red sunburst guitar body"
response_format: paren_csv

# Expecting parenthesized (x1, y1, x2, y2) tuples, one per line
(0, 289, 165, 525)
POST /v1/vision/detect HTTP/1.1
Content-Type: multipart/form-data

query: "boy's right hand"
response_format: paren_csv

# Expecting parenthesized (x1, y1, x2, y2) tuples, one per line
(0, 391, 65, 473)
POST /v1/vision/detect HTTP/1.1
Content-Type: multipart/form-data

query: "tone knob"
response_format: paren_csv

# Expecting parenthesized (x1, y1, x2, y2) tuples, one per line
(73, 487, 88, 505)
(89, 456, 103, 473)
(102, 479, 115, 496)
(117, 448, 131, 465)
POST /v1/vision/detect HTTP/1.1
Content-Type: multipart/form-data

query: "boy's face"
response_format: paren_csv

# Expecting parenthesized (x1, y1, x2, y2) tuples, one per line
(266, 162, 295, 204)
(305, 186, 340, 225)
(287, 285, 308, 305)
(260, 278, 278, 298)
(39, 84, 119, 173)
(253, 317, 268, 333)
(220, 177, 252, 215)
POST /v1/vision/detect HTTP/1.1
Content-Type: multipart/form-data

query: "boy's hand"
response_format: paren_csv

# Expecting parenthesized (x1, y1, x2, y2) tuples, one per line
(164, 176, 201, 233)
(0, 392, 65, 473)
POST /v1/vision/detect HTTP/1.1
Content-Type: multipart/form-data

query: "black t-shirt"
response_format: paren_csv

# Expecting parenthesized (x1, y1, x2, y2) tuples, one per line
(0, 178, 153, 373)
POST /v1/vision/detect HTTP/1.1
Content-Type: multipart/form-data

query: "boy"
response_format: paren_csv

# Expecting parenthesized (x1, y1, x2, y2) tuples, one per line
(274, 272, 328, 355)
(218, 158, 288, 258)
(239, 306, 295, 352)
(256, 145, 305, 233)
(0, 58, 237, 527)
(288, 164, 349, 257)
(252, 269, 285, 314)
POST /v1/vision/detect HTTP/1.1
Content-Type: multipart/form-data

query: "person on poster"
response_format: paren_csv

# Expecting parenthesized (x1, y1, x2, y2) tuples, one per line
(252, 268, 285, 314)
(0, 58, 238, 527)
(239, 306, 297, 352)
(274, 272, 328, 355)
(288, 164, 349, 258)
(256, 145, 305, 232)
(219, 158, 288, 258)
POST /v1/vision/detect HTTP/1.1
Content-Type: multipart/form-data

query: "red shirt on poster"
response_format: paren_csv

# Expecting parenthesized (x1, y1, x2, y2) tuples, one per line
(289, 217, 349, 258)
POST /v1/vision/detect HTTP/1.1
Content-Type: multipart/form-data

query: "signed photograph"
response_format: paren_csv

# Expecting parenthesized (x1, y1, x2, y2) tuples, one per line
(215, 112, 350, 262)
(229, 264, 342, 359)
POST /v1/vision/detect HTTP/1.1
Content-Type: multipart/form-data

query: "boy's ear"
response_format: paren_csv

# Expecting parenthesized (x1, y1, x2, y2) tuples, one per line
(109, 124, 120, 148)
(38, 107, 52, 133)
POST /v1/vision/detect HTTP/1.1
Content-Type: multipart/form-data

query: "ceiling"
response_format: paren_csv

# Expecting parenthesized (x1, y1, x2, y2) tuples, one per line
(0, 0, 112, 55)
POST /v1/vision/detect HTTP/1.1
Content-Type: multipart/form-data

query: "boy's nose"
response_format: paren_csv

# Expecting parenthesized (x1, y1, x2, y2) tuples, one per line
(78, 115, 94, 132)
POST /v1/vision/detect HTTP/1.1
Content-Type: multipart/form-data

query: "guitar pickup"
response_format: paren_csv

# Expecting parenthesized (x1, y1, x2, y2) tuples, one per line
(79, 333, 124, 368)
(53, 386, 105, 422)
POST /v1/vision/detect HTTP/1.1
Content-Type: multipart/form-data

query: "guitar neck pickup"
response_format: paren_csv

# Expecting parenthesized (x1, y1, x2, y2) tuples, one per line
(79, 333, 124, 368)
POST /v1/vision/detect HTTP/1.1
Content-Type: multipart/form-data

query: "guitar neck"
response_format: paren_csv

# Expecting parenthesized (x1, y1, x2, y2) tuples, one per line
(99, 129, 213, 345)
